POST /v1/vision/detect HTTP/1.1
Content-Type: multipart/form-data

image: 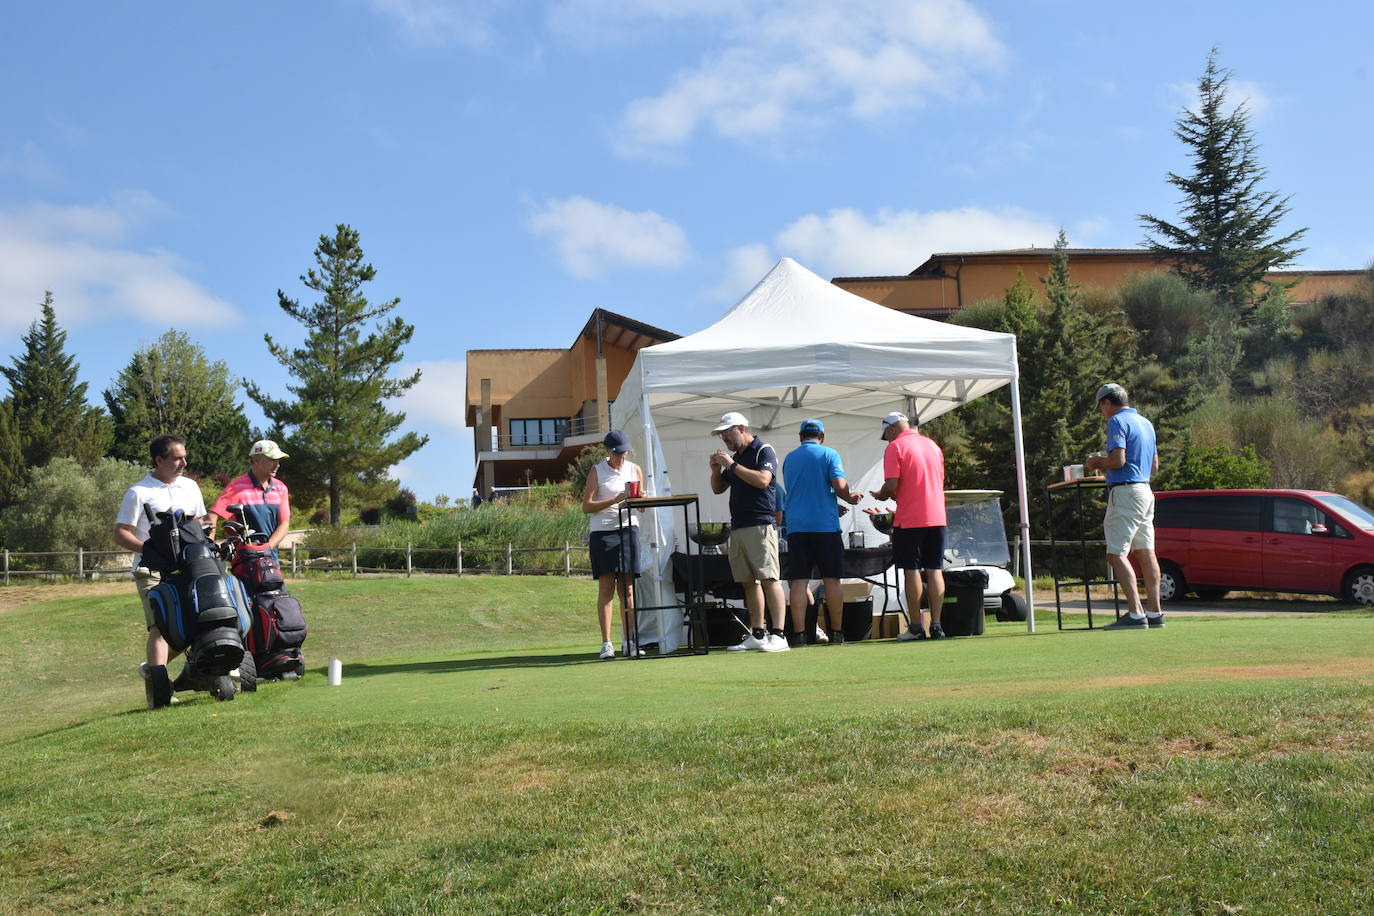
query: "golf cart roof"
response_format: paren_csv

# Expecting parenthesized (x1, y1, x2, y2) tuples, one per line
(944, 489, 1003, 505)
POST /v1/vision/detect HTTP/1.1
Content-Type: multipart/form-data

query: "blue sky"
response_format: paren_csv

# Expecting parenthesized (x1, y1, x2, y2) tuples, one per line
(3, 0, 1370, 502)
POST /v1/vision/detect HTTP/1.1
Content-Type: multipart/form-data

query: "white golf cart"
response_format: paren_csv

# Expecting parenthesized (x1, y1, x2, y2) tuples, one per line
(943, 489, 1028, 622)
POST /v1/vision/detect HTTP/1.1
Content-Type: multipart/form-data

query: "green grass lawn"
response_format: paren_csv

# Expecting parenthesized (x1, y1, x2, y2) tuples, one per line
(2, 578, 1373, 914)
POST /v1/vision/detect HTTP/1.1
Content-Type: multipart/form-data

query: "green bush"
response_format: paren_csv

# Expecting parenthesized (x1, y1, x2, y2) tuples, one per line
(300, 498, 592, 573)
(0, 457, 145, 567)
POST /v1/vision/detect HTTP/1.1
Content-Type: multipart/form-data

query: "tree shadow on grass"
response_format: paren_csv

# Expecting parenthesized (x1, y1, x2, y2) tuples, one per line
(343, 651, 603, 678)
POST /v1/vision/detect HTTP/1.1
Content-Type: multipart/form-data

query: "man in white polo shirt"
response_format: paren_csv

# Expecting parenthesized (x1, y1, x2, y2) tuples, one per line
(113, 434, 208, 708)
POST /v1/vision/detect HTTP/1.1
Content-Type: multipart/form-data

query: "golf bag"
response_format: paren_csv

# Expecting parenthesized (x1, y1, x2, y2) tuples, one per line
(142, 509, 251, 680)
(231, 543, 307, 680)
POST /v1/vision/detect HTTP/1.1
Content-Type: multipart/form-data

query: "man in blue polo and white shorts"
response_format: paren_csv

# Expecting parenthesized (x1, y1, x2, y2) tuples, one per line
(1084, 383, 1163, 630)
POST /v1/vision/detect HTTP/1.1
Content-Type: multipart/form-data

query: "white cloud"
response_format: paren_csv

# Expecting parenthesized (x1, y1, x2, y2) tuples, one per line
(396, 359, 471, 435)
(708, 205, 1062, 298)
(393, 359, 475, 501)
(1170, 77, 1273, 120)
(368, 0, 500, 48)
(707, 243, 775, 303)
(601, 0, 1005, 155)
(527, 196, 691, 278)
(0, 194, 239, 331)
(0, 142, 58, 184)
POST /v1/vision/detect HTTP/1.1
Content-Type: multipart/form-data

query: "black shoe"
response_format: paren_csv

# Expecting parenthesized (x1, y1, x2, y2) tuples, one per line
(829, 630, 846, 646)
(1146, 613, 1166, 628)
(787, 631, 807, 649)
(928, 622, 947, 640)
(144, 664, 173, 709)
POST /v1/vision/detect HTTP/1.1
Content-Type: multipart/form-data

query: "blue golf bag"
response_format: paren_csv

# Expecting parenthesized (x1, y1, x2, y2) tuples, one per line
(142, 509, 251, 678)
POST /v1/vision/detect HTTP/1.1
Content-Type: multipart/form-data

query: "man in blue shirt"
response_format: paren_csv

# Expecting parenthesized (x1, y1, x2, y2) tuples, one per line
(782, 419, 863, 646)
(1084, 383, 1163, 630)
(710, 412, 789, 652)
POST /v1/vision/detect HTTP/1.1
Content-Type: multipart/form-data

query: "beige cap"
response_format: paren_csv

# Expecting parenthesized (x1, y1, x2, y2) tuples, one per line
(250, 439, 289, 460)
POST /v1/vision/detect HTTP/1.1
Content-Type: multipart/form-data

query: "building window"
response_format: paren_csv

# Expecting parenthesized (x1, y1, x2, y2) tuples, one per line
(509, 418, 568, 447)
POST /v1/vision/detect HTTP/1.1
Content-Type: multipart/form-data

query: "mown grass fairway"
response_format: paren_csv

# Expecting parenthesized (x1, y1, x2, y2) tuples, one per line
(3, 578, 1373, 914)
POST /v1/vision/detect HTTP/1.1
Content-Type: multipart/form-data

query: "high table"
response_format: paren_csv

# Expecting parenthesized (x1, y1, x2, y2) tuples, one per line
(617, 493, 708, 656)
(668, 542, 899, 644)
(1046, 477, 1123, 630)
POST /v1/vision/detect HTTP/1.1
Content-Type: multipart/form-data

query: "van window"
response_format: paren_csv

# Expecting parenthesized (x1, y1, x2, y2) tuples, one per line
(1158, 493, 1262, 531)
(1316, 494, 1374, 530)
(1270, 497, 1350, 538)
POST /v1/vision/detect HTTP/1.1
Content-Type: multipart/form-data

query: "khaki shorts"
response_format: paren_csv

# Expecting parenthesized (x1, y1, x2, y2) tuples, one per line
(134, 568, 162, 630)
(1104, 485, 1155, 555)
(728, 524, 780, 583)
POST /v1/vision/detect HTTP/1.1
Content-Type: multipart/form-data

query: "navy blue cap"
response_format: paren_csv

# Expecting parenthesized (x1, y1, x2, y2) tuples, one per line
(603, 429, 631, 453)
(799, 418, 824, 435)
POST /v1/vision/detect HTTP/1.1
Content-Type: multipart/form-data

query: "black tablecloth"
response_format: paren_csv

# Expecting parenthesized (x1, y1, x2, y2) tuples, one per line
(671, 546, 893, 596)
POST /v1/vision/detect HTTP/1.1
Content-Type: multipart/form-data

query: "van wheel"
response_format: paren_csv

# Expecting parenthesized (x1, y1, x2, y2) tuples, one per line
(1158, 563, 1187, 603)
(1194, 588, 1229, 601)
(1341, 567, 1374, 605)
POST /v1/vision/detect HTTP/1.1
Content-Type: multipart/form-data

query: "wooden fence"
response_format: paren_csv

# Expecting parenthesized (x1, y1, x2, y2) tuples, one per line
(0, 542, 596, 584)
(0, 538, 1084, 584)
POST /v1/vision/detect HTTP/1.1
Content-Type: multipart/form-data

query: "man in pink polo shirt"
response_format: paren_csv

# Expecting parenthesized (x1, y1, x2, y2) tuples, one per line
(869, 412, 948, 640)
(210, 439, 292, 550)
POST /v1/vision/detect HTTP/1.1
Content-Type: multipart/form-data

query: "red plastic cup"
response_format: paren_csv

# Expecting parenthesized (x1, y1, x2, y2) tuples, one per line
(627, 480, 642, 498)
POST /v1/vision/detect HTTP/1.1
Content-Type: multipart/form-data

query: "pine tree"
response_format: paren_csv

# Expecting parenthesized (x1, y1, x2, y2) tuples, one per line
(245, 225, 427, 524)
(0, 400, 26, 507)
(1, 292, 110, 469)
(103, 330, 252, 477)
(1140, 47, 1307, 314)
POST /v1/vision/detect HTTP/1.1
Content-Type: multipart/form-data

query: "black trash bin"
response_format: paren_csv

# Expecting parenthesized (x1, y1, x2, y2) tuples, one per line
(940, 568, 988, 637)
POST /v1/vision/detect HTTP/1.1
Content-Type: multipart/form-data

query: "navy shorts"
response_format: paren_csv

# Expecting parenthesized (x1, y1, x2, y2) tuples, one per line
(786, 531, 845, 580)
(589, 528, 639, 578)
(892, 526, 946, 571)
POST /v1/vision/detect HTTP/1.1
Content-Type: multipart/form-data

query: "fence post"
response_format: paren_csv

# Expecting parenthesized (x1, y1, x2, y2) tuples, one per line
(291, 543, 298, 576)
(457, 540, 463, 577)
(564, 540, 571, 576)
(3, 549, 8, 586)
(507, 542, 513, 575)
(406, 542, 413, 577)
(351, 543, 358, 578)
(77, 547, 84, 581)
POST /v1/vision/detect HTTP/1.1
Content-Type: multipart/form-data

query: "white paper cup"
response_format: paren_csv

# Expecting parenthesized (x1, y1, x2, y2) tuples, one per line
(327, 657, 342, 686)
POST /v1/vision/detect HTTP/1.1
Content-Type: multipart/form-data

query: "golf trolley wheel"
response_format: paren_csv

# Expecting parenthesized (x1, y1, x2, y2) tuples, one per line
(238, 652, 258, 692)
(209, 675, 237, 701)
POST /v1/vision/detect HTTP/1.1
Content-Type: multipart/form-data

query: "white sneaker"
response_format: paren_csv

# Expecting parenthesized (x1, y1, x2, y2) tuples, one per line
(599, 641, 615, 660)
(814, 626, 829, 644)
(761, 633, 790, 652)
(623, 640, 646, 658)
(726, 633, 767, 652)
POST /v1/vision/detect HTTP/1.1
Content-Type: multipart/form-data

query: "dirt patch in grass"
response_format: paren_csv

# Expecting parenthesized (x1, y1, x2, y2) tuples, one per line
(0, 581, 127, 613)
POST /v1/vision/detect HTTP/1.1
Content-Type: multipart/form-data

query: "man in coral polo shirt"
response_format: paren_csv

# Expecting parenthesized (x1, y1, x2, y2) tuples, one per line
(210, 439, 292, 551)
(869, 412, 948, 640)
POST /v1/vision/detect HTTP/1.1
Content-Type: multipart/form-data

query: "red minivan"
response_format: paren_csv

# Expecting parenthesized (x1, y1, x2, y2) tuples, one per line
(1153, 489, 1374, 604)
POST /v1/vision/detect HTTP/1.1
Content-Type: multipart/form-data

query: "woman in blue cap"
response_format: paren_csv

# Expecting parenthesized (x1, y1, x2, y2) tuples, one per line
(581, 429, 646, 659)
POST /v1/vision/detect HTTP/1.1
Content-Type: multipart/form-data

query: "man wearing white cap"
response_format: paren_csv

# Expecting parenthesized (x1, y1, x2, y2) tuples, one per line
(869, 412, 948, 640)
(210, 439, 293, 551)
(1084, 383, 1162, 630)
(709, 412, 789, 652)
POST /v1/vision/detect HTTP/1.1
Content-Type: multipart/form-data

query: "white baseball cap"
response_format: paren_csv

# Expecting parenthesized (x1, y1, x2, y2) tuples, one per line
(880, 411, 908, 431)
(250, 439, 289, 460)
(712, 411, 749, 433)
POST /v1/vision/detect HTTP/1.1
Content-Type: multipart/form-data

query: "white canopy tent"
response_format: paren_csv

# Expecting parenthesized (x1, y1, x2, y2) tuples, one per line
(611, 257, 1036, 652)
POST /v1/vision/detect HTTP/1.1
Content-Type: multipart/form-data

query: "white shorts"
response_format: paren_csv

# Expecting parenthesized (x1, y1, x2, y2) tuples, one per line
(1103, 484, 1155, 555)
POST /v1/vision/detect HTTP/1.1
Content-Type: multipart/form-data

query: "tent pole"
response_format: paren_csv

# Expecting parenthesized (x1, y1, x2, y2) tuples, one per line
(639, 381, 667, 650)
(1009, 373, 1036, 633)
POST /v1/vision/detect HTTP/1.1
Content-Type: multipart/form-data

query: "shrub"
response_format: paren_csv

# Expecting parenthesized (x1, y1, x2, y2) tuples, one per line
(300, 498, 591, 573)
(0, 457, 145, 567)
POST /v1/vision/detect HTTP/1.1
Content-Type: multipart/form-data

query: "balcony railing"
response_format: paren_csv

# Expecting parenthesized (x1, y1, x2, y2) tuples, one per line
(491, 414, 606, 451)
